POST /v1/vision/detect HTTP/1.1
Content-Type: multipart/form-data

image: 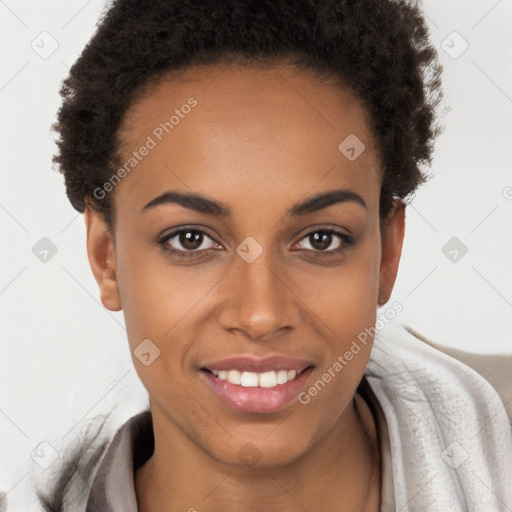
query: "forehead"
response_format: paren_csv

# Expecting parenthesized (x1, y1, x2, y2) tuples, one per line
(113, 63, 382, 217)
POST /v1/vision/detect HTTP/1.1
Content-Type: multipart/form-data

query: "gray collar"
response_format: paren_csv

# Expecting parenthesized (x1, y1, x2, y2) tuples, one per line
(86, 409, 153, 512)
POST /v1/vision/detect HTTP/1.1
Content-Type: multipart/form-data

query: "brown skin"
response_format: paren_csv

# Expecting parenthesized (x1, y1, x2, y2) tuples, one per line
(84, 63, 405, 511)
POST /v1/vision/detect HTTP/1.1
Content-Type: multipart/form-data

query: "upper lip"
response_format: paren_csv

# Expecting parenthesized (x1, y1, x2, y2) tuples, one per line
(201, 356, 314, 373)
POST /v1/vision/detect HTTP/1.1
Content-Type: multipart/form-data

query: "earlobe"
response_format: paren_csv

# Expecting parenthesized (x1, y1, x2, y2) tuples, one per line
(377, 199, 406, 306)
(84, 209, 122, 312)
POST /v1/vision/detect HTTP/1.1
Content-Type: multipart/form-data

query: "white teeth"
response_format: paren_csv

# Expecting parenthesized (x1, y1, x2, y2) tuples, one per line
(212, 369, 302, 388)
(276, 370, 288, 384)
(259, 371, 277, 388)
(240, 371, 259, 387)
(227, 369, 241, 385)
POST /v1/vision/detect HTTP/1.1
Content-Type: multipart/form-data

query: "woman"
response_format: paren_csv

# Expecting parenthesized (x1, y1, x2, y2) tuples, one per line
(34, 0, 512, 511)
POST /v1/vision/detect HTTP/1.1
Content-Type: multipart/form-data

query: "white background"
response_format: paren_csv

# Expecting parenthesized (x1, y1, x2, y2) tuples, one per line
(1, 0, 511, 509)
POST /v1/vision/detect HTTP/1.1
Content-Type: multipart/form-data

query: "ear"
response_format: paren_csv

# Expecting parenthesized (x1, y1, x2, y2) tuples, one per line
(84, 208, 122, 311)
(377, 199, 406, 306)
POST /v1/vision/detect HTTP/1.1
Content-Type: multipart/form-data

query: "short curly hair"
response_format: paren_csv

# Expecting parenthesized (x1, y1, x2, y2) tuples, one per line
(52, 0, 443, 229)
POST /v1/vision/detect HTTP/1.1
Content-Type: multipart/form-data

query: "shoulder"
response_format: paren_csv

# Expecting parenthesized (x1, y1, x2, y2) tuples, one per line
(405, 325, 512, 426)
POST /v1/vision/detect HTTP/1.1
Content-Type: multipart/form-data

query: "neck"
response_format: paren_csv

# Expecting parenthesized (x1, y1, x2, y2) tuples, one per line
(135, 393, 381, 512)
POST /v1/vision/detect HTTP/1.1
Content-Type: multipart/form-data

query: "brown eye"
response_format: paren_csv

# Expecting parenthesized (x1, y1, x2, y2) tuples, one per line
(178, 231, 204, 250)
(308, 232, 335, 251)
(160, 228, 219, 255)
(298, 230, 343, 252)
(292, 228, 356, 258)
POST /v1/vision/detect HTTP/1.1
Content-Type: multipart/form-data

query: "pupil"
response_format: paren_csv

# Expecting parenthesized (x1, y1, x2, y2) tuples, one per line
(180, 231, 202, 250)
(311, 232, 331, 251)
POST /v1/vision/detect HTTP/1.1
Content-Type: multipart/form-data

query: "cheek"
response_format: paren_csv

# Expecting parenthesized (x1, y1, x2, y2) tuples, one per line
(115, 233, 221, 340)
(115, 248, 209, 411)
(114, 238, 231, 402)
(294, 243, 381, 437)
(296, 228, 382, 330)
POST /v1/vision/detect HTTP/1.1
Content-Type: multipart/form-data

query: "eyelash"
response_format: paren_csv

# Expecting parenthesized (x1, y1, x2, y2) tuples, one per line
(156, 226, 356, 260)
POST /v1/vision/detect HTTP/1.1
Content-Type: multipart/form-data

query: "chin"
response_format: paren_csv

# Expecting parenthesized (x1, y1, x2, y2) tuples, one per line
(205, 430, 313, 470)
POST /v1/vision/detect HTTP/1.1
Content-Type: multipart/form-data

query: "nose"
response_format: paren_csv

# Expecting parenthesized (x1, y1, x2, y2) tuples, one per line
(217, 247, 299, 341)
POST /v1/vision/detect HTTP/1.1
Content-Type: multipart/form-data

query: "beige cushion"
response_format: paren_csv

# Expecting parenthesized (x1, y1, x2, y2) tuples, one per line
(405, 326, 512, 426)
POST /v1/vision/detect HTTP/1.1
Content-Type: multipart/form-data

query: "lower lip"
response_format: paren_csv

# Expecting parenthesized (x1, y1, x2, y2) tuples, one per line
(200, 367, 314, 414)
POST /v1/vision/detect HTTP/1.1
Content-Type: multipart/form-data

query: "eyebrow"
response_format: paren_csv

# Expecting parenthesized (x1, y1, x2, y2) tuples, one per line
(140, 188, 367, 217)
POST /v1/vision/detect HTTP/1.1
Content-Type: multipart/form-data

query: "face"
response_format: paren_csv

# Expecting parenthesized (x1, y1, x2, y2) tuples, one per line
(85, 63, 405, 468)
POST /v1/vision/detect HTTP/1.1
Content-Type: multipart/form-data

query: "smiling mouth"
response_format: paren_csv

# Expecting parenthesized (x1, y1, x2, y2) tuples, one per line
(200, 365, 315, 414)
(201, 367, 312, 388)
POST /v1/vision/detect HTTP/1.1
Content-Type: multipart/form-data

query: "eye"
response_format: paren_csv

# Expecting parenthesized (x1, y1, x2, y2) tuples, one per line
(293, 229, 355, 255)
(158, 227, 221, 258)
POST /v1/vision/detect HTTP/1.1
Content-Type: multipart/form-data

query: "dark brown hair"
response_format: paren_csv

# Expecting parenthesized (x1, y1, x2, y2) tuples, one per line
(52, 0, 443, 230)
